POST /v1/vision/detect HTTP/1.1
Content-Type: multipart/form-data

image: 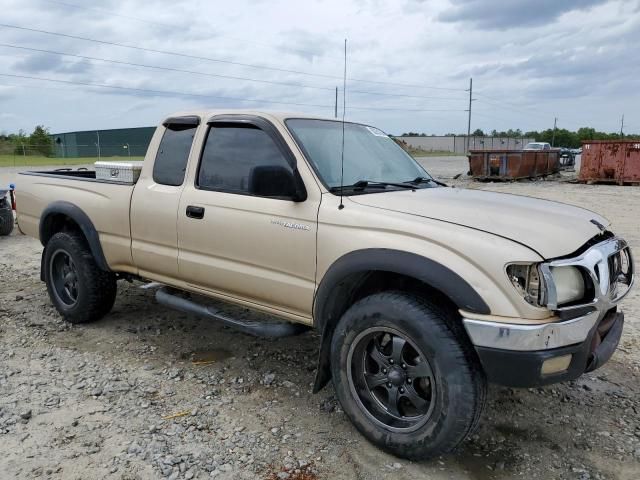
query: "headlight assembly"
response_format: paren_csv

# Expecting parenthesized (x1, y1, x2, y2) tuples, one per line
(550, 266, 585, 305)
(506, 263, 543, 307)
(507, 263, 587, 309)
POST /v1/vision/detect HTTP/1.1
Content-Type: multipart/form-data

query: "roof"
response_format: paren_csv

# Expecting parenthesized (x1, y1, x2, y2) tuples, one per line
(163, 109, 337, 124)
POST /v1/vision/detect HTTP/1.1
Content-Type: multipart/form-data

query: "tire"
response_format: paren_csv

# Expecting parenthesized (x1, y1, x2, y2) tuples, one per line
(330, 291, 486, 460)
(44, 231, 117, 324)
(0, 208, 13, 236)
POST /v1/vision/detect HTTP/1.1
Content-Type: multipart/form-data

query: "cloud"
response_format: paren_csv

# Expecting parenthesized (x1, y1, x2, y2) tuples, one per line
(439, 0, 608, 30)
(0, 0, 638, 135)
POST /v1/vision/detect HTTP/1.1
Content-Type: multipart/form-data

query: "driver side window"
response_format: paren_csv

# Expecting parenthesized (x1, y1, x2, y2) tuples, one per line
(197, 124, 297, 199)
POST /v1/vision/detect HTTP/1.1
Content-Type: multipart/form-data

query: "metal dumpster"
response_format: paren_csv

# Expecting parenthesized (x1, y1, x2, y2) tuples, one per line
(579, 140, 640, 185)
(468, 149, 560, 180)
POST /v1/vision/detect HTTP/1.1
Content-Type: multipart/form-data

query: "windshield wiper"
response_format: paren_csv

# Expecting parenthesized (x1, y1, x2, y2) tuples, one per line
(330, 180, 416, 192)
(406, 176, 448, 187)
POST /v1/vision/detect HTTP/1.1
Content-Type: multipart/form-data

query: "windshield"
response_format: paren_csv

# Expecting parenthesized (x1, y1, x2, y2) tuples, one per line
(286, 119, 431, 190)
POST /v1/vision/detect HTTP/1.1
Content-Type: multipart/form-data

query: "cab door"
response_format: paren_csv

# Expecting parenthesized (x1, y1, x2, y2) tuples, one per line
(177, 116, 320, 321)
(130, 116, 199, 281)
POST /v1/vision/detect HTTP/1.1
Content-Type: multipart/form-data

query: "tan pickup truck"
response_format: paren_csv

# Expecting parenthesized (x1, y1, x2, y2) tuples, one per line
(16, 111, 634, 459)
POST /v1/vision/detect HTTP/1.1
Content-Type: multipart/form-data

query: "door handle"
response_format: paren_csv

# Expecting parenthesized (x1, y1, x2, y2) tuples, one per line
(186, 205, 205, 219)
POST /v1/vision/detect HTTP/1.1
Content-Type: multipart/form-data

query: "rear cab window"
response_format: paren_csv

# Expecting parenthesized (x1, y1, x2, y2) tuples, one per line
(153, 116, 200, 186)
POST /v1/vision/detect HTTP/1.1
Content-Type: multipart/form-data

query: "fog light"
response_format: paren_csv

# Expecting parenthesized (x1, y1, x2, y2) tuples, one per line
(541, 354, 572, 375)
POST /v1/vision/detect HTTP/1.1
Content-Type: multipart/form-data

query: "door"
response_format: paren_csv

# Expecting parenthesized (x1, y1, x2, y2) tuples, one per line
(177, 117, 319, 320)
(131, 117, 199, 280)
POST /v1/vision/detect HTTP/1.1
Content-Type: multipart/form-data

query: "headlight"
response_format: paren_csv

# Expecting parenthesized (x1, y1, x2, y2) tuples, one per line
(506, 263, 543, 306)
(550, 266, 585, 305)
(507, 263, 586, 309)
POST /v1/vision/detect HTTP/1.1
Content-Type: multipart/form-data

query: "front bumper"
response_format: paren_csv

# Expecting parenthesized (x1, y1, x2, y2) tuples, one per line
(463, 309, 624, 387)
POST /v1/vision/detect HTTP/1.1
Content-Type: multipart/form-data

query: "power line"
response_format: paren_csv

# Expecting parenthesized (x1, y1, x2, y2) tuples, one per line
(0, 43, 334, 92)
(0, 23, 467, 91)
(349, 89, 465, 101)
(347, 77, 466, 91)
(0, 23, 341, 79)
(0, 72, 468, 113)
(0, 43, 467, 102)
(40, 0, 344, 63)
(474, 92, 554, 119)
(0, 72, 334, 109)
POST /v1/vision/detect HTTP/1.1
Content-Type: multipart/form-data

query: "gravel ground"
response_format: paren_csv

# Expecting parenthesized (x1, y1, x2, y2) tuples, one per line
(1, 157, 639, 480)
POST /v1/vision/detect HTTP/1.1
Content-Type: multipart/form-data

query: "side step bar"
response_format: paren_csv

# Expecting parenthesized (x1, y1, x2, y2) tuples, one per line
(155, 287, 309, 338)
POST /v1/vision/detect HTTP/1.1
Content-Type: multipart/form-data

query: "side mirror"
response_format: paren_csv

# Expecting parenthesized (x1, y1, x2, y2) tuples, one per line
(248, 165, 307, 201)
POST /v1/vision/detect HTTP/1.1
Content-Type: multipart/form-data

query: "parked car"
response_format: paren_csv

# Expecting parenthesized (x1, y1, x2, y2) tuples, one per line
(523, 142, 552, 151)
(15, 111, 635, 459)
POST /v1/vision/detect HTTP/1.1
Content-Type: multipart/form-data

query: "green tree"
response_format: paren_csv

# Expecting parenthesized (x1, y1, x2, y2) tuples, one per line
(29, 125, 53, 156)
(472, 128, 485, 136)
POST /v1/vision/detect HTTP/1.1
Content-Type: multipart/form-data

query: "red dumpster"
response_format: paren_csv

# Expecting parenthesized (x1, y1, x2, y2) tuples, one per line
(579, 140, 640, 185)
(468, 149, 559, 180)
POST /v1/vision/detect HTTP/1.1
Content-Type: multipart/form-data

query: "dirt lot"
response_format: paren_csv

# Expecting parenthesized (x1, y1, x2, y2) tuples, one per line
(1, 157, 639, 480)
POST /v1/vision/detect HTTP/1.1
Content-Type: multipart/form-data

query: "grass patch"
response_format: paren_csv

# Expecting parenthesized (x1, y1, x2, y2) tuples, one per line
(410, 150, 464, 157)
(0, 155, 144, 168)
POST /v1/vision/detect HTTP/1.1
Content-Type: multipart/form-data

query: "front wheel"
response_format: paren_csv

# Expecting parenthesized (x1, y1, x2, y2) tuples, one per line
(330, 291, 486, 459)
(44, 231, 117, 324)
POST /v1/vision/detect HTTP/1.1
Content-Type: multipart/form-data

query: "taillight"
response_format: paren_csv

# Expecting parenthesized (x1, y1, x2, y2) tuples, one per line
(9, 184, 16, 210)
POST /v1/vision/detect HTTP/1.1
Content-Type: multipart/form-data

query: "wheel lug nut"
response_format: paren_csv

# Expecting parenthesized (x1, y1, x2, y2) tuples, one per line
(399, 388, 404, 394)
(387, 382, 392, 388)
(401, 363, 406, 369)
(382, 368, 387, 374)
(389, 359, 394, 364)
(407, 378, 412, 384)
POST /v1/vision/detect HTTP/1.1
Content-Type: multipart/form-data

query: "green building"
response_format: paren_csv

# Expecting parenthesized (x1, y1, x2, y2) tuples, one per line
(51, 126, 155, 158)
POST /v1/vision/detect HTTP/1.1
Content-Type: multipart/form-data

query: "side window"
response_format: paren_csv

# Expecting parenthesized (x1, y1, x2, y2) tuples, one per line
(153, 124, 197, 186)
(197, 124, 296, 198)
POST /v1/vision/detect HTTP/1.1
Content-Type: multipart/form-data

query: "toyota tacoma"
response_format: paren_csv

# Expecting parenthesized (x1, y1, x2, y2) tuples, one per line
(15, 111, 634, 459)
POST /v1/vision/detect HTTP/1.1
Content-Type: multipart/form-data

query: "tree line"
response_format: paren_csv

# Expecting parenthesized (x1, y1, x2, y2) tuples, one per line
(400, 127, 639, 148)
(0, 126, 54, 156)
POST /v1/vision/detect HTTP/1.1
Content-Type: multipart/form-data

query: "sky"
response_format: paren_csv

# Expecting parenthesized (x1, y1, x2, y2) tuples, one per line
(0, 0, 639, 136)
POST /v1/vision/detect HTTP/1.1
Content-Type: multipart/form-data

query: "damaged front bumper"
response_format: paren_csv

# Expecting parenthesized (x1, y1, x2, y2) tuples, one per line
(463, 309, 624, 387)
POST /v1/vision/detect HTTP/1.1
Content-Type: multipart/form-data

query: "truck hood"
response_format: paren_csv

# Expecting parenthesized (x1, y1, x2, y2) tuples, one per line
(349, 187, 609, 259)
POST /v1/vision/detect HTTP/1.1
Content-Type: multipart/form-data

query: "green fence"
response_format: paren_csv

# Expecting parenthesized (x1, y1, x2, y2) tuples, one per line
(51, 126, 155, 158)
(0, 127, 155, 167)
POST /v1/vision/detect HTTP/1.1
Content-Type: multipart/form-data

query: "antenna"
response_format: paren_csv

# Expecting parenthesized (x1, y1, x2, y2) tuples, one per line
(338, 38, 347, 210)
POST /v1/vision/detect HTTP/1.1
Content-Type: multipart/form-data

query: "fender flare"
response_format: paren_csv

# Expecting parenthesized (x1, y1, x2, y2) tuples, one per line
(39, 201, 111, 272)
(311, 248, 490, 392)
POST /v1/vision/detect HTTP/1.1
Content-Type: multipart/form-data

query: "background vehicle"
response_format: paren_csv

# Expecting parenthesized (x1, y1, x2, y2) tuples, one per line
(14, 111, 634, 460)
(558, 147, 576, 168)
(523, 142, 552, 151)
(0, 186, 14, 236)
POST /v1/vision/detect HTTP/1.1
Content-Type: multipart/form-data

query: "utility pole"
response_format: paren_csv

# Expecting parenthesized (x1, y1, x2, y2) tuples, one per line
(551, 117, 557, 147)
(466, 78, 473, 153)
(334, 87, 338, 118)
(96, 130, 101, 160)
(620, 114, 625, 138)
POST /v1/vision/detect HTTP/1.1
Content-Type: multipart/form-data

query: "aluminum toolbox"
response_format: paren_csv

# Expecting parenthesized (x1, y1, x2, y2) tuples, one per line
(95, 161, 144, 184)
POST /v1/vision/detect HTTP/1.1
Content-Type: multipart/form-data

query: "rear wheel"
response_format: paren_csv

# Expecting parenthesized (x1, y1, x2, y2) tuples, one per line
(44, 231, 117, 323)
(330, 291, 486, 459)
(0, 208, 13, 236)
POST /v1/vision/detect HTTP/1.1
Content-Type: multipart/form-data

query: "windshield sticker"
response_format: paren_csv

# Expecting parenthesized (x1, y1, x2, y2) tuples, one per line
(366, 126, 388, 137)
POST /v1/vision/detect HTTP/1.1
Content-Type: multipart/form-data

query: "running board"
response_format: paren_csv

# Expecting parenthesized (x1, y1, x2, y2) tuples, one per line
(155, 287, 309, 338)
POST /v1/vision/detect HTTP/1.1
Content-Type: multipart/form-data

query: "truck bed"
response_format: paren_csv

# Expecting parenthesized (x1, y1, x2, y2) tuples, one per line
(17, 168, 137, 272)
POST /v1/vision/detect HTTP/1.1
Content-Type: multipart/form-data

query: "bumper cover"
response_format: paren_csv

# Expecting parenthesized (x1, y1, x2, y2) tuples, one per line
(464, 310, 624, 387)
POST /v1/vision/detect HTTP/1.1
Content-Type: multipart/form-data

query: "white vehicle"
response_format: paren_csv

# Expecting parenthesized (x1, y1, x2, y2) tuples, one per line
(524, 142, 552, 151)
